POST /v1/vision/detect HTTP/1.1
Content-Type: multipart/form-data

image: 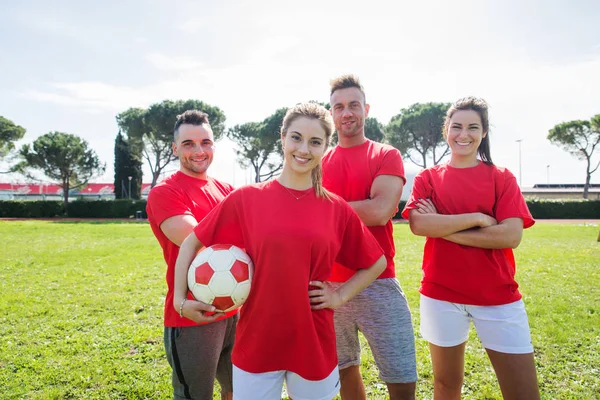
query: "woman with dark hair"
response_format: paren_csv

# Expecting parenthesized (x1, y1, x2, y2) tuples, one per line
(403, 97, 540, 400)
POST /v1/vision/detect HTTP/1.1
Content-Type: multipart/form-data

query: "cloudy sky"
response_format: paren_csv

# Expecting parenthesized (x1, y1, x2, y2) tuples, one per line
(1, 0, 599, 188)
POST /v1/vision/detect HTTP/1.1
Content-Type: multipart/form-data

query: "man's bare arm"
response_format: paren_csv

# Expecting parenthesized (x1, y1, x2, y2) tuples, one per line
(348, 175, 403, 226)
(160, 214, 199, 246)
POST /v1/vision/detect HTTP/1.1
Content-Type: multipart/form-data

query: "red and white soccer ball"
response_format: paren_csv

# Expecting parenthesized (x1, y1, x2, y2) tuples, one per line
(187, 244, 254, 312)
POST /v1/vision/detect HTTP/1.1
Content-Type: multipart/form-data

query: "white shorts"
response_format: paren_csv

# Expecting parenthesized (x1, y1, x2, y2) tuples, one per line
(232, 365, 340, 400)
(420, 294, 534, 354)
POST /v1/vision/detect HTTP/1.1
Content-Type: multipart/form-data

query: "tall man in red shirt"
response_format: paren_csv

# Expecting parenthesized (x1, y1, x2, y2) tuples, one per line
(146, 110, 237, 400)
(322, 75, 418, 400)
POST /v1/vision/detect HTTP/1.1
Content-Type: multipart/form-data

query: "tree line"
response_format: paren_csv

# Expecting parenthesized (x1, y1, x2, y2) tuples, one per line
(114, 100, 456, 189)
(1, 100, 599, 212)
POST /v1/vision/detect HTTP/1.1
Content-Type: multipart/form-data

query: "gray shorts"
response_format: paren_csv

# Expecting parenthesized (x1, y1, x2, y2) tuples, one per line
(331, 278, 417, 384)
(164, 314, 237, 400)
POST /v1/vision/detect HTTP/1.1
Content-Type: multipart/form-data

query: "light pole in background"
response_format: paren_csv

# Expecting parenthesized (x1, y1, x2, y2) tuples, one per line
(546, 165, 550, 185)
(515, 139, 523, 187)
(128, 176, 132, 199)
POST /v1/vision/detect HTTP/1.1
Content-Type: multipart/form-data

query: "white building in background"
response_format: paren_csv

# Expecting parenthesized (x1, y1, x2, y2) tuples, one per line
(0, 183, 153, 201)
(522, 184, 600, 200)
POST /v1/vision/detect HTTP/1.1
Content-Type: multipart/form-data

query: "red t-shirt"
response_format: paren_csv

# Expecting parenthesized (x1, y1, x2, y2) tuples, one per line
(322, 140, 406, 282)
(193, 180, 383, 380)
(146, 171, 237, 327)
(401, 162, 535, 306)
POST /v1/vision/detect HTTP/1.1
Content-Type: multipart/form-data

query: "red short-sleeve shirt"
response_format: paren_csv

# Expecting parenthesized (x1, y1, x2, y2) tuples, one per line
(146, 172, 237, 327)
(193, 180, 383, 380)
(322, 140, 406, 281)
(402, 162, 534, 306)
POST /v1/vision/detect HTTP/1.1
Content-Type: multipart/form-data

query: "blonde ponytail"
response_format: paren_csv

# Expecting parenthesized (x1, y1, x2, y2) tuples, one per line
(311, 163, 331, 199)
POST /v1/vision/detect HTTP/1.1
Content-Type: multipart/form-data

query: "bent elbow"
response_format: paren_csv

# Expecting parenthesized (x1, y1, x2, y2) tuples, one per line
(377, 215, 393, 226)
(408, 219, 427, 237)
(369, 209, 394, 226)
(374, 255, 387, 274)
(506, 231, 523, 249)
(409, 226, 423, 237)
(363, 215, 393, 227)
(509, 236, 522, 249)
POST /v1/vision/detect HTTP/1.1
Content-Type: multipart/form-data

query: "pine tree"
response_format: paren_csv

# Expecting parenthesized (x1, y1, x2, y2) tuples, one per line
(114, 131, 143, 199)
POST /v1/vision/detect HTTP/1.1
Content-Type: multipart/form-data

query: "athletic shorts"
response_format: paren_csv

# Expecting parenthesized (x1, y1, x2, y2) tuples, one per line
(164, 314, 237, 399)
(420, 294, 534, 354)
(330, 278, 418, 384)
(232, 365, 340, 400)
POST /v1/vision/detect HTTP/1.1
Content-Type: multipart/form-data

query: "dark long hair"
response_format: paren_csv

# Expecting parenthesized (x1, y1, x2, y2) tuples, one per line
(443, 97, 493, 165)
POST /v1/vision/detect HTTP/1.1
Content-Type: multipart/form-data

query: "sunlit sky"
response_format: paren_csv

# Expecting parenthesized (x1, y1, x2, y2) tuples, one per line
(1, 0, 599, 188)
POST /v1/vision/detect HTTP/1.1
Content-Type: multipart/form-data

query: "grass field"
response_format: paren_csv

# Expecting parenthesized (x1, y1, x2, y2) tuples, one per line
(0, 220, 598, 399)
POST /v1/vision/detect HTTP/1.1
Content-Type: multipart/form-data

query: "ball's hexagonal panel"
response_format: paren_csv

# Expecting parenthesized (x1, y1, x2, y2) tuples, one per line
(229, 245, 252, 264)
(191, 247, 214, 267)
(208, 250, 236, 272)
(209, 271, 237, 296)
(190, 283, 215, 305)
(231, 281, 251, 305)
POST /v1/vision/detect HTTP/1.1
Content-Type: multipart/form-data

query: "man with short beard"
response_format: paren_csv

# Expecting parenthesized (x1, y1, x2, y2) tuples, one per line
(322, 75, 418, 400)
(147, 110, 237, 400)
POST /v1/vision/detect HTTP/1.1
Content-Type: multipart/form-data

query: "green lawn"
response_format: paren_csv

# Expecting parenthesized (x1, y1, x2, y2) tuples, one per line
(0, 221, 598, 399)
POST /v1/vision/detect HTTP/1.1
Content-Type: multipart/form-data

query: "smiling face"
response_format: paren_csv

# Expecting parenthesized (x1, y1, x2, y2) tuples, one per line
(330, 87, 370, 143)
(281, 117, 328, 176)
(445, 109, 486, 166)
(172, 123, 215, 179)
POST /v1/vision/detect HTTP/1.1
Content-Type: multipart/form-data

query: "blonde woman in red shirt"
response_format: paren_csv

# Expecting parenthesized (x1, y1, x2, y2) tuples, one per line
(174, 103, 386, 400)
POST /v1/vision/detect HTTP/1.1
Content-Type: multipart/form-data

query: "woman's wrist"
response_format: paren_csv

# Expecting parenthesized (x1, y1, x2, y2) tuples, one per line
(178, 298, 188, 318)
(173, 295, 185, 311)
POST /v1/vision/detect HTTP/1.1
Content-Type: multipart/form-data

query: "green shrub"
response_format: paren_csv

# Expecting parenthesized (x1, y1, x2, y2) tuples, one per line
(0, 200, 147, 218)
(0, 199, 597, 219)
(392, 199, 599, 220)
(66, 199, 147, 218)
(111, 199, 147, 219)
(525, 199, 600, 219)
(0, 200, 64, 218)
(67, 200, 115, 218)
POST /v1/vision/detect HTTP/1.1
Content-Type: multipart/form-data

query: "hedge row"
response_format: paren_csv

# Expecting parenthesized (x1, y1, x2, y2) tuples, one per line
(0, 199, 147, 219)
(523, 199, 600, 219)
(392, 199, 600, 220)
(0, 199, 598, 219)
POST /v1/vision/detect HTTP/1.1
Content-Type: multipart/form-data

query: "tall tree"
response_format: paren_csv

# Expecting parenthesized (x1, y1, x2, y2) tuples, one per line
(364, 117, 385, 142)
(548, 115, 600, 198)
(228, 108, 287, 182)
(114, 131, 142, 199)
(385, 102, 450, 168)
(116, 100, 226, 187)
(16, 132, 105, 210)
(0, 116, 26, 172)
